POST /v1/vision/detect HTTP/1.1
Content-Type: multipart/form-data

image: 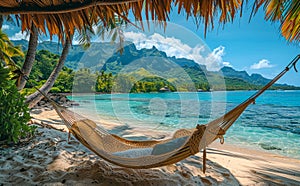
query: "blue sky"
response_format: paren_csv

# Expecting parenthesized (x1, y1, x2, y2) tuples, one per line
(168, 7, 300, 86)
(2, 5, 299, 86)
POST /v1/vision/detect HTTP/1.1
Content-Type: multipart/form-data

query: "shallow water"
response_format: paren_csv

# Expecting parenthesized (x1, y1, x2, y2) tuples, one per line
(68, 90, 300, 159)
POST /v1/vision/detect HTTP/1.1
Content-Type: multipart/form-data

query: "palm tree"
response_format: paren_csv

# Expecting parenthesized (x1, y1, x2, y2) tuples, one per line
(0, 16, 3, 29)
(17, 24, 38, 90)
(252, 0, 300, 42)
(0, 30, 23, 67)
(25, 36, 72, 108)
(77, 15, 127, 53)
(104, 16, 127, 54)
(0, 16, 39, 90)
(0, 15, 14, 30)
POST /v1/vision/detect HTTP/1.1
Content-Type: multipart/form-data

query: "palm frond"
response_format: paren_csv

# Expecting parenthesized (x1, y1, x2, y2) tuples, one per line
(2, 0, 297, 42)
(0, 0, 244, 42)
(252, 0, 300, 42)
(76, 26, 95, 49)
(0, 30, 24, 68)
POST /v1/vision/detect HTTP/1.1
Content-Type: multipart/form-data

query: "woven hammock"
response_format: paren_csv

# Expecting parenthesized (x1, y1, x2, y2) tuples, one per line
(35, 55, 299, 172)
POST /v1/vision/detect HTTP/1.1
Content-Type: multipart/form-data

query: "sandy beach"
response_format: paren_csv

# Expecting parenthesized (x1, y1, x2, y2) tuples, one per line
(1, 109, 300, 186)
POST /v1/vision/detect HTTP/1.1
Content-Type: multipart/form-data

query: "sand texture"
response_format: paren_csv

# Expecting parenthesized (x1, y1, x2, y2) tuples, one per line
(1, 109, 300, 185)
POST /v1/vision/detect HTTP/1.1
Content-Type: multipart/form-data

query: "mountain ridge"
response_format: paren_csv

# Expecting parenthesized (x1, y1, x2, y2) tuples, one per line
(12, 40, 299, 90)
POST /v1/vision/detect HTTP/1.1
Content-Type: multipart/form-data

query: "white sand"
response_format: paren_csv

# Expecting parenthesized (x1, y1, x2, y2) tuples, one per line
(1, 109, 299, 185)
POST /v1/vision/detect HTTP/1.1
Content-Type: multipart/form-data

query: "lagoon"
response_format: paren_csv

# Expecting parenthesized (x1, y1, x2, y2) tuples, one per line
(68, 90, 300, 159)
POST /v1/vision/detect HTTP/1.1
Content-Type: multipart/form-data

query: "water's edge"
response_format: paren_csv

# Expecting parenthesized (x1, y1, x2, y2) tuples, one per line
(68, 90, 300, 159)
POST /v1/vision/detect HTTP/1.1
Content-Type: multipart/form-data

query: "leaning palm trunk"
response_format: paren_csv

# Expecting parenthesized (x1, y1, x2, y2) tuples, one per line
(17, 24, 38, 90)
(0, 16, 3, 29)
(26, 37, 71, 108)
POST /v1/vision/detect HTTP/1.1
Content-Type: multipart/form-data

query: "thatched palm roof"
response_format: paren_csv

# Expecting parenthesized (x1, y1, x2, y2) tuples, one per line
(0, 0, 299, 43)
(0, 0, 241, 41)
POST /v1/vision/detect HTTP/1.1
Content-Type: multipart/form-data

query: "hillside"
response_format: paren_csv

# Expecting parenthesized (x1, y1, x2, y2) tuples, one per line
(220, 66, 297, 89)
(12, 40, 299, 91)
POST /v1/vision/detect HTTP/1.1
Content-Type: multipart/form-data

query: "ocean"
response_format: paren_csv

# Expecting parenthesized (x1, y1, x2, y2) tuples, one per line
(68, 90, 300, 159)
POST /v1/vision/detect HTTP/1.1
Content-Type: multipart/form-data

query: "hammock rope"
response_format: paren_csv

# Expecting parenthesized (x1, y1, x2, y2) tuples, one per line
(19, 54, 299, 172)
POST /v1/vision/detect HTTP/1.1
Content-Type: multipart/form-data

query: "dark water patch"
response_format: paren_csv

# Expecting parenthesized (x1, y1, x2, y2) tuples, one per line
(259, 143, 282, 151)
(78, 100, 92, 103)
(246, 124, 300, 135)
(265, 112, 279, 115)
(290, 121, 300, 124)
(198, 115, 209, 119)
(243, 115, 256, 120)
(94, 97, 112, 101)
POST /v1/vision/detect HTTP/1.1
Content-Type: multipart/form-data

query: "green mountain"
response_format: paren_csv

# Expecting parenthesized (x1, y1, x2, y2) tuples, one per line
(97, 43, 299, 90)
(12, 40, 299, 91)
(220, 66, 297, 89)
(12, 39, 116, 70)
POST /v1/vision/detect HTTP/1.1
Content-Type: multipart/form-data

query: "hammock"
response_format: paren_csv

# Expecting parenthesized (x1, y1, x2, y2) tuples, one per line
(28, 55, 299, 172)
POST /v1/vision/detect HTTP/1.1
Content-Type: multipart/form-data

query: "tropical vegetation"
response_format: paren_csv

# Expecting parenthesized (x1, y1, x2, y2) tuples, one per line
(0, 0, 299, 144)
(11, 42, 297, 95)
(0, 31, 35, 144)
(25, 37, 72, 108)
(15, 50, 74, 95)
(17, 24, 38, 90)
(0, 30, 23, 68)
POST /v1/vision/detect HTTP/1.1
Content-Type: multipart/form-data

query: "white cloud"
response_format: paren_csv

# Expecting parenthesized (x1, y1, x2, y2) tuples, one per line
(9, 31, 29, 41)
(250, 59, 274, 69)
(223, 61, 233, 67)
(92, 25, 98, 33)
(204, 46, 226, 71)
(123, 31, 147, 44)
(2, 24, 10, 30)
(124, 31, 227, 71)
(72, 38, 80, 45)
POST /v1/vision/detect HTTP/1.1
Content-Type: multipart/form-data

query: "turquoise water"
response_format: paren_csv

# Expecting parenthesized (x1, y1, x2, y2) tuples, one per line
(68, 90, 300, 159)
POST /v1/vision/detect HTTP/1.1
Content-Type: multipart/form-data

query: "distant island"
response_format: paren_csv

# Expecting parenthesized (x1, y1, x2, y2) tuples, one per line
(13, 40, 300, 93)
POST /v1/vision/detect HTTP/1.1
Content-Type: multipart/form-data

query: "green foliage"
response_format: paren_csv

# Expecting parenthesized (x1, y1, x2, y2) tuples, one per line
(95, 71, 113, 93)
(27, 50, 59, 86)
(11, 41, 299, 94)
(14, 50, 74, 94)
(73, 68, 97, 93)
(53, 67, 74, 93)
(0, 64, 35, 144)
(0, 30, 24, 68)
(224, 77, 259, 91)
(113, 74, 134, 93)
(95, 71, 176, 93)
(50, 87, 61, 93)
(131, 77, 176, 93)
(20, 80, 46, 95)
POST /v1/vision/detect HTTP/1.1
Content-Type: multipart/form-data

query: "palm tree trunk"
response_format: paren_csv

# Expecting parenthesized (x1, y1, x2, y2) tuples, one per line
(0, 16, 3, 29)
(25, 37, 71, 108)
(17, 24, 38, 90)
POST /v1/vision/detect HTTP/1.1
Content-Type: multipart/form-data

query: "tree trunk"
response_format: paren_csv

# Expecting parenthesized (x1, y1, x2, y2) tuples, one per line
(26, 37, 71, 108)
(17, 24, 38, 90)
(0, 16, 3, 29)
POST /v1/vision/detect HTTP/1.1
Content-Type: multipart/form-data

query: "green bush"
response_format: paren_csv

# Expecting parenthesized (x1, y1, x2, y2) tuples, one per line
(21, 80, 46, 96)
(0, 64, 35, 144)
(20, 87, 37, 95)
(50, 87, 61, 93)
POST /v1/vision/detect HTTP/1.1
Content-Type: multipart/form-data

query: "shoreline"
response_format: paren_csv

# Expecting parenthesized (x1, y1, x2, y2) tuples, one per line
(31, 109, 300, 161)
(56, 89, 300, 97)
(5, 109, 297, 185)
